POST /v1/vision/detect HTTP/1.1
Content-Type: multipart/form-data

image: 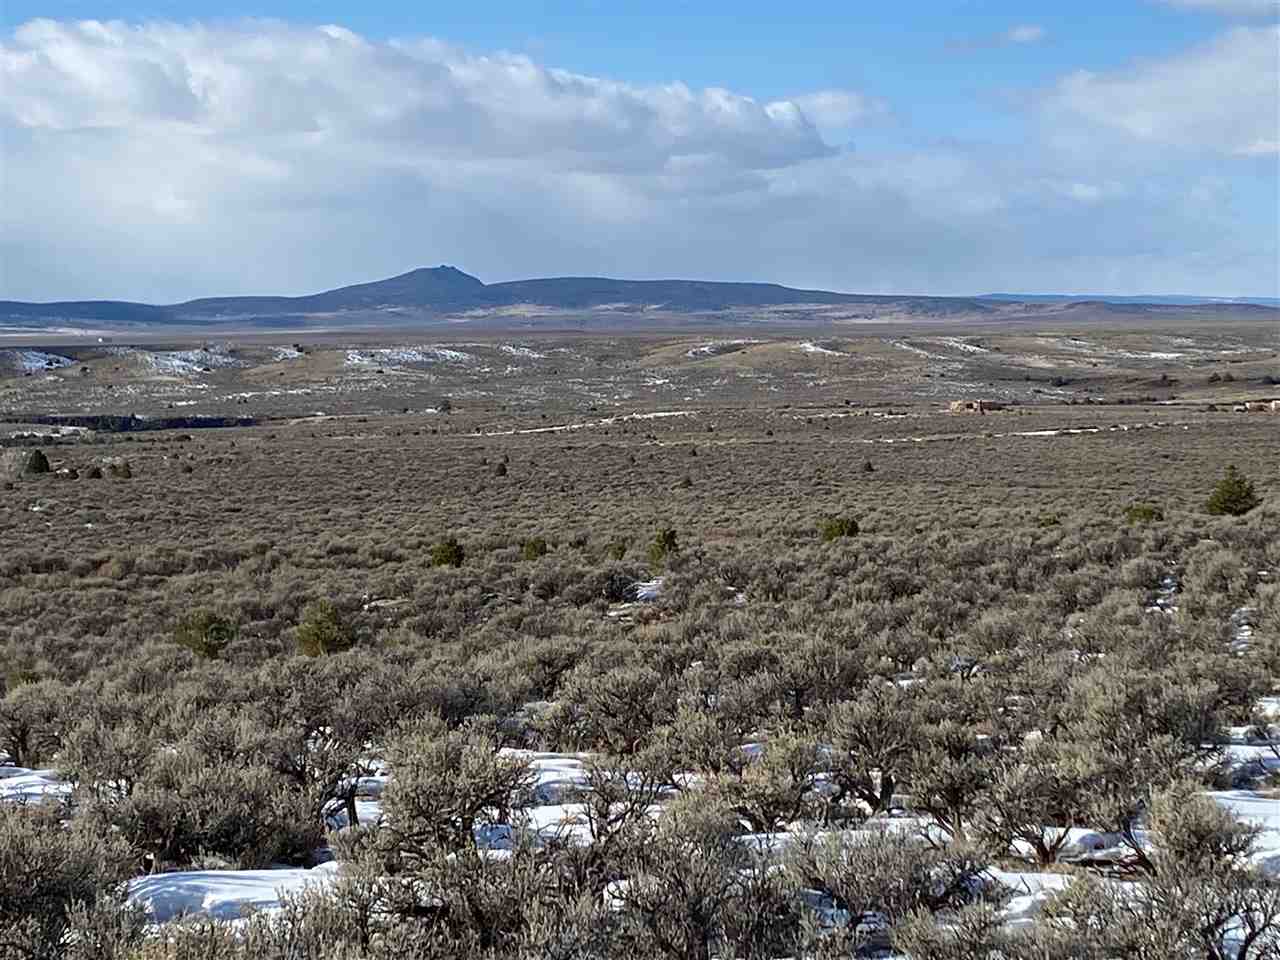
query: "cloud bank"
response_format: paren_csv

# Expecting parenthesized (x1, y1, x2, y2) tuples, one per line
(1, 18, 1276, 300)
(1046, 25, 1280, 157)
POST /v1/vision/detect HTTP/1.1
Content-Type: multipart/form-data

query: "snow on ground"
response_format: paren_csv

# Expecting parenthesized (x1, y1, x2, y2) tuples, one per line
(1230, 606, 1258, 653)
(1211, 791, 1280, 877)
(475, 410, 692, 437)
(500, 344, 547, 359)
(993, 870, 1077, 929)
(104, 347, 245, 376)
(797, 341, 844, 356)
(1144, 569, 1180, 614)
(128, 866, 340, 922)
(14, 682, 1280, 932)
(686, 339, 764, 358)
(928, 337, 991, 355)
(1, 349, 75, 372)
(1222, 740, 1280, 782)
(884, 339, 937, 359)
(0, 767, 70, 804)
(1028, 335, 1262, 363)
(151, 349, 244, 375)
(605, 577, 667, 621)
(345, 346, 474, 367)
(271, 346, 304, 361)
(1008, 828, 1119, 865)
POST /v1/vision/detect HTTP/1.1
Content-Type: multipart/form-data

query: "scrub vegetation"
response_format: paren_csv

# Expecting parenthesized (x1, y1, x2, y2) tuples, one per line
(1, 333, 1278, 959)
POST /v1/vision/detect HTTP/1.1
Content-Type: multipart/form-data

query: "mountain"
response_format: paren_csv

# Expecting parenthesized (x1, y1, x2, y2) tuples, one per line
(1, 266, 1274, 331)
(979, 293, 1280, 307)
(179, 266, 488, 317)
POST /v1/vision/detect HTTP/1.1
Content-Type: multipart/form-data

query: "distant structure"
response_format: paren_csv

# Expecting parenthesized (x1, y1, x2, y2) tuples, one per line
(948, 399, 1007, 414)
(1236, 400, 1280, 413)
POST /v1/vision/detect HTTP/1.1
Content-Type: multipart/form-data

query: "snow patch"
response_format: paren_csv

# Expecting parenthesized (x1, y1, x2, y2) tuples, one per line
(127, 869, 335, 923)
(798, 341, 843, 356)
(475, 410, 692, 437)
(1, 350, 75, 372)
(345, 346, 474, 367)
(687, 339, 764, 358)
(0, 768, 69, 804)
(500, 344, 547, 360)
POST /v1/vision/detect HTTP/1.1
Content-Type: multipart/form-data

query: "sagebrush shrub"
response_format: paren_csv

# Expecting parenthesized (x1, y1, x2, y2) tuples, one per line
(0, 804, 137, 957)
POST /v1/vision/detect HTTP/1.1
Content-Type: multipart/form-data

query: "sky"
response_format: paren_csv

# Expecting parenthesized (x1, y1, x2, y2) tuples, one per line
(1, 1, 1277, 302)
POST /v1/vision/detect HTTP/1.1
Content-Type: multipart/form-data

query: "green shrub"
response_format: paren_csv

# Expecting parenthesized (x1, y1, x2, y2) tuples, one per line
(819, 515, 860, 541)
(1205, 465, 1260, 516)
(431, 537, 466, 568)
(607, 538, 629, 561)
(173, 610, 237, 659)
(295, 600, 356, 656)
(1124, 502, 1165, 524)
(520, 537, 549, 561)
(648, 528, 679, 567)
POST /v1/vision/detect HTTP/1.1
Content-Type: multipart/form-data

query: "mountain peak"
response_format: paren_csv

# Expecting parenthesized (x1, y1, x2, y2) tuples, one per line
(401, 265, 485, 287)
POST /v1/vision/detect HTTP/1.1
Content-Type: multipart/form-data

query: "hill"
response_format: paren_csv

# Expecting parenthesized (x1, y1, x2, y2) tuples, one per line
(1, 266, 1274, 332)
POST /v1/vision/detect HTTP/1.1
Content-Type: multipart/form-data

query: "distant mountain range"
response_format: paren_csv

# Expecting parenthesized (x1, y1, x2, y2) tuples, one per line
(2, 266, 1275, 331)
(981, 293, 1280, 307)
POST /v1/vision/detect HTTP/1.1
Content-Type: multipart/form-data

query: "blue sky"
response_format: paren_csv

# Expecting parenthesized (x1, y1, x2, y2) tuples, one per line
(1, 2, 1277, 299)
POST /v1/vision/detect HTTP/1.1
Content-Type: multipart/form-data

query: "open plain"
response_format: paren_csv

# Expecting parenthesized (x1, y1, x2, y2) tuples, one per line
(2, 316, 1279, 957)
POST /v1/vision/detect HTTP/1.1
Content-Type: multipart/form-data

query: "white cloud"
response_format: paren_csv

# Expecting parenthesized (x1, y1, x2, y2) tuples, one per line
(0, 18, 1274, 301)
(0, 18, 834, 172)
(789, 90, 889, 141)
(1006, 24, 1048, 44)
(1044, 25, 1279, 156)
(949, 23, 1047, 50)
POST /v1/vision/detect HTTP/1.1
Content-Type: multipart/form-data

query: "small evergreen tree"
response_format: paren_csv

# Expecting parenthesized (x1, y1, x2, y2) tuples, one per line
(1205, 465, 1260, 516)
(520, 537, 549, 561)
(1123, 502, 1164, 524)
(431, 537, 466, 567)
(820, 515, 860, 541)
(25, 450, 50, 475)
(295, 600, 355, 656)
(173, 610, 237, 659)
(648, 528, 679, 567)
